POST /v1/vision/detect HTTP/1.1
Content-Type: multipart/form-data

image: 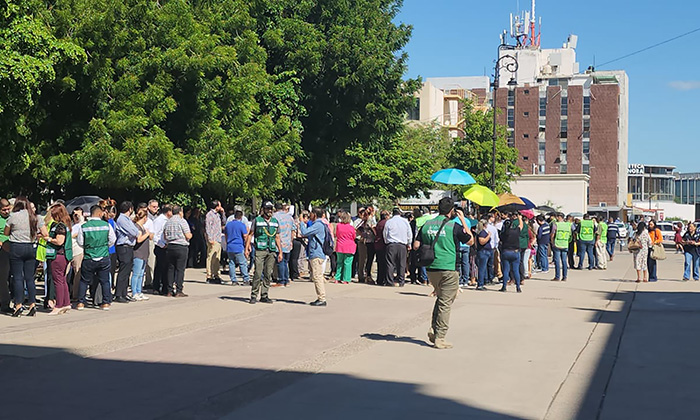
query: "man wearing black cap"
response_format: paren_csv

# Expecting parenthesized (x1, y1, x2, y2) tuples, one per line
(245, 201, 283, 304)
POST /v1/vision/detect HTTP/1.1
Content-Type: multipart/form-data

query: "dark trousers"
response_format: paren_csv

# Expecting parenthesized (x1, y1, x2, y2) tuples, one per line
(109, 253, 117, 288)
(289, 239, 302, 280)
(80, 257, 112, 305)
(648, 254, 658, 281)
(385, 243, 407, 286)
(10, 243, 36, 305)
(115, 245, 133, 298)
(365, 243, 376, 282)
(568, 241, 576, 267)
(49, 255, 70, 308)
(501, 249, 521, 288)
(277, 252, 290, 284)
(375, 248, 387, 285)
(0, 248, 11, 309)
(153, 246, 168, 293)
(577, 240, 595, 269)
(477, 249, 493, 287)
(167, 244, 188, 293)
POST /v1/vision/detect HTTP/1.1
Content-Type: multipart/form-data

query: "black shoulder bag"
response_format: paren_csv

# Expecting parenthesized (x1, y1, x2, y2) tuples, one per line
(416, 218, 450, 267)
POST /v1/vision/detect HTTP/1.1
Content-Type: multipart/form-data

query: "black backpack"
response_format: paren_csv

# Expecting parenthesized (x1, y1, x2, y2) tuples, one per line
(314, 223, 335, 257)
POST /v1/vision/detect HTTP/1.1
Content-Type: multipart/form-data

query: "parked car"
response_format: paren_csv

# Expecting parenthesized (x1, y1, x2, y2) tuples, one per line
(656, 222, 676, 247)
(614, 222, 627, 239)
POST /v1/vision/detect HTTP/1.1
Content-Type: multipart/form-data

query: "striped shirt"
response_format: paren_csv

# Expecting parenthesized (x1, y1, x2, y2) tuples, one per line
(164, 215, 191, 246)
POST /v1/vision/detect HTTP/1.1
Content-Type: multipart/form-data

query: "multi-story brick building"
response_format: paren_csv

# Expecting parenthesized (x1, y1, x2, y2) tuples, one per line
(494, 37, 629, 213)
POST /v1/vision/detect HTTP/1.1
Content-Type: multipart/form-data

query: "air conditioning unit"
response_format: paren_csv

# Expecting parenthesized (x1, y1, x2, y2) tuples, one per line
(599, 202, 607, 207)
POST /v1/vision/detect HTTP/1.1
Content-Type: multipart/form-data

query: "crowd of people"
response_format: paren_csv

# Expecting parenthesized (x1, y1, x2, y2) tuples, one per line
(0, 194, 690, 348)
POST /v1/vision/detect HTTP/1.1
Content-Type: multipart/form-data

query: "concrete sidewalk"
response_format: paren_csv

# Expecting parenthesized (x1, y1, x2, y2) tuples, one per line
(0, 250, 697, 419)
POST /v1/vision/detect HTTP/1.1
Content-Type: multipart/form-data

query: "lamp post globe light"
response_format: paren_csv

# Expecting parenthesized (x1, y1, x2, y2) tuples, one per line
(491, 42, 519, 190)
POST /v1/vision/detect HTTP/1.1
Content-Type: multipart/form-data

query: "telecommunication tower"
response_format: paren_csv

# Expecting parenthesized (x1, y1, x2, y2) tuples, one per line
(509, 0, 541, 48)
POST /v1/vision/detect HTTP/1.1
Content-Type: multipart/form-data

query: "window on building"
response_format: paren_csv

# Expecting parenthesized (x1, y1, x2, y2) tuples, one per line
(539, 164, 546, 174)
(524, 89, 530, 95)
(583, 140, 590, 161)
(583, 163, 590, 174)
(560, 140, 567, 162)
(523, 156, 529, 161)
(523, 133, 529, 138)
(583, 119, 590, 137)
(539, 97, 547, 117)
(538, 140, 546, 163)
(507, 130, 515, 147)
(561, 95, 568, 116)
(524, 111, 529, 117)
(507, 90, 515, 107)
(549, 79, 559, 86)
(507, 108, 514, 128)
(583, 96, 590, 116)
(560, 163, 567, 174)
(560, 119, 567, 138)
(407, 98, 420, 120)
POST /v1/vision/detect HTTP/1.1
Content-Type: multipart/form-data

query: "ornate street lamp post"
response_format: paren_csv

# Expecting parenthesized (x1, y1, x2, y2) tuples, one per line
(491, 45, 519, 190)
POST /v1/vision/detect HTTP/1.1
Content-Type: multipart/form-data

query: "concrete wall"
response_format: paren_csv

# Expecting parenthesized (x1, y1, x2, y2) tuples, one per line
(632, 201, 695, 222)
(418, 82, 444, 124)
(510, 174, 589, 215)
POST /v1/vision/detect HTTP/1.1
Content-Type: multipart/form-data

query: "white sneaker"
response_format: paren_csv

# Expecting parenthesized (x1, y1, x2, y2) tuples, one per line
(139, 293, 149, 301)
(131, 294, 142, 301)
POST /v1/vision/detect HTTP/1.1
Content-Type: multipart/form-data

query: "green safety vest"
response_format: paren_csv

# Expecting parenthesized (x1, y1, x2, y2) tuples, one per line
(254, 216, 279, 252)
(555, 222, 572, 249)
(36, 219, 51, 262)
(421, 215, 457, 271)
(46, 222, 73, 261)
(599, 222, 608, 244)
(579, 219, 595, 242)
(82, 219, 111, 260)
(415, 214, 435, 229)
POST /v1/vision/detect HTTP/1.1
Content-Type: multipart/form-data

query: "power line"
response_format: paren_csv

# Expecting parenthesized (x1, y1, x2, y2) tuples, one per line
(597, 26, 700, 68)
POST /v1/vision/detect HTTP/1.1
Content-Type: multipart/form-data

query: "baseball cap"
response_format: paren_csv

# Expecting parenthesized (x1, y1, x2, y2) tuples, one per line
(262, 201, 274, 208)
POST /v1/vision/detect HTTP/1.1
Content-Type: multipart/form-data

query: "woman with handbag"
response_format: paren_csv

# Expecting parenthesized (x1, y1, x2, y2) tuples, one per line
(647, 220, 663, 282)
(630, 222, 651, 283)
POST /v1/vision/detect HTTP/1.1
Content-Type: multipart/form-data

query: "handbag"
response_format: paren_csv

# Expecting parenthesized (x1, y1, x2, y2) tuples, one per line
(650, 243, 666, 260)
(627, 237, 642, 252)
(417, 218, 449, 267)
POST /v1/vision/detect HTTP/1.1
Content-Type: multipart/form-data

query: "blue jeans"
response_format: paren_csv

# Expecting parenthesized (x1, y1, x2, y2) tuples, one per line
(477, 249, 492, 287)
(606, 239, 616, 258)
(130, 258, 146, 295)
(9, 242, 37, 305)
(648, 253, 658, 281)
(553, 247, 568, 280)
(419, 266, 428, 283)
(228, 252, 250, 283)
(578, 240, 595, 269)
(459, 248, 470, 285)
(537, 244, 549, 271)
(501, 249, 521, 288)
(684, 252, 700, 280)
(277, 252, 290, 284)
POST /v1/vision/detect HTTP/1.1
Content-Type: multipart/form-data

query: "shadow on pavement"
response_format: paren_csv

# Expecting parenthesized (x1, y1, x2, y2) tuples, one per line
(0, 343, 524, 419)
(571, 290, 700, 419)
(361, 333, 433, 348)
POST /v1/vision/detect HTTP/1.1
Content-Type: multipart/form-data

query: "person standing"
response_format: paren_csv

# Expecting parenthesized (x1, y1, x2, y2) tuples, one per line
(383, 208, 412, 287)
(454, 211, 471, 288)
(45, 204, 73, 315)
(374, 210, 390, 286)
(550, 213, 572, 282)
(298, 207, 329, 306)
(577, 214, 596, 270)
(499, 214, 522, 293)
(246, 202, 282, 304)
(568, 216, 579, 269)
(596, 217, 608, 269)
(225, 210, 250, 285)
(355, 208, 377, 284)
(274, 202, 296, 287)
(475, 218, 493, 291)
(413, 197, 472, 349)
(76, 205, 115, 311)
(535, 215, 550, 273)
(114, 201, 139, 303)
(5, 197, 46, 317)
(130, 208, 152, 301)
(647, 220, 663, 282)
(205, 200, 224, 284)
(0, 198, 12, 313)
(486, 213, 499, 284)
(334, 211, 357, 284)
(631, 222, 651, 282)
(682, 222, 700, 281)
(152, 205, 172, 295)
(143, 199, 159, 289)
(606, 218, 619, 261)
(164, 205, 192, 297)
(70, 209, 85, 300)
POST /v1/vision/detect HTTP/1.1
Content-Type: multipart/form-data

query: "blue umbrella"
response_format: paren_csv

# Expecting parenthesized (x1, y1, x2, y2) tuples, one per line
(518, 197, 536, 210)
(431, 169, 476, 186)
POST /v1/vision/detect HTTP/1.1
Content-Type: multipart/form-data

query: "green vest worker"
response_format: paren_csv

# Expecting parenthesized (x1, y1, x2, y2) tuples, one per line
(76, 205, 116, 310)
(579, 219, 595, 242)
(598, 221, 608, 244)
(245, 201, 282, 304)
(551, 214, 572, 282)
(414, 197, 472, 349)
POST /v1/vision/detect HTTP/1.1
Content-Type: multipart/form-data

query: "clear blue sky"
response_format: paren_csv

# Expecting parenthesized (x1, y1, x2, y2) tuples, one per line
(396, 0, 700, 172)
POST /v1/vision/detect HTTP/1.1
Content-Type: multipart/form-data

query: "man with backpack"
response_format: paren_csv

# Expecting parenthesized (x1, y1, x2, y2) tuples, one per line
(299, 207, 331, 306)
(245, 201, 283, 304)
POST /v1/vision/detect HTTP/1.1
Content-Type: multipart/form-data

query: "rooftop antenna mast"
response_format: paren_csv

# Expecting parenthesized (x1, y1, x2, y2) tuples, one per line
(510, 0, 541, 48)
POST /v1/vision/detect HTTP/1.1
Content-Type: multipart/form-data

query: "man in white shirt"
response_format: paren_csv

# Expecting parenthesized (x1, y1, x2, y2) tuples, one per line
(151, 205, 172, 295)
(383, 208, 412, 287)
(486, 213, 501, 283)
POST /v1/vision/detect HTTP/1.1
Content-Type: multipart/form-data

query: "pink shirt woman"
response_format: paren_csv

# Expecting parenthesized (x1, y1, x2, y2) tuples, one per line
(334, 212, 357, 283)
(335, 222, 357, 255)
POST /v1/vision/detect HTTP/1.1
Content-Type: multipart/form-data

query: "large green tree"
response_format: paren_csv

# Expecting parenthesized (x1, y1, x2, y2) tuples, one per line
(447, 100, 521, 193)
(254, 0, 420, 203)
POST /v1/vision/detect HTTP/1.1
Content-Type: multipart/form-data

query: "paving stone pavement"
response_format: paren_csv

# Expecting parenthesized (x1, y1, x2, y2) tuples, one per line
(0, 249, 698, 419)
